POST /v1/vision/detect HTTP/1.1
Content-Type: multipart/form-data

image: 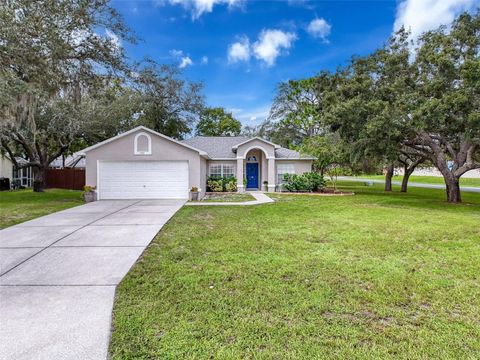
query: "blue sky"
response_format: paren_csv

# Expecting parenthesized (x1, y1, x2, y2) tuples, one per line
(112, 0, 477, 126)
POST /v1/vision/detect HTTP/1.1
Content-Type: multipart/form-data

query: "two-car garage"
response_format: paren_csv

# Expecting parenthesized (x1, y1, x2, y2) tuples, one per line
(81, 126, 207, 200)
(97, 161, 189, 200)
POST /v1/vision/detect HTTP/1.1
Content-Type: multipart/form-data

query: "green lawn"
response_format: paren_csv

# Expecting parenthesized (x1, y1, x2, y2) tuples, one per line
(199, 193, 256, 202)
(110, 183, 480, 359)
(356, 174, 480, 187)
(0, 189, 83, 229)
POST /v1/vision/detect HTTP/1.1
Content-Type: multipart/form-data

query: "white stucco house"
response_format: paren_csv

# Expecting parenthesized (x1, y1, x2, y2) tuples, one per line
(0, 155, 33, 188)
(80, 126, 315, 200)
(0, 155, 13, 180)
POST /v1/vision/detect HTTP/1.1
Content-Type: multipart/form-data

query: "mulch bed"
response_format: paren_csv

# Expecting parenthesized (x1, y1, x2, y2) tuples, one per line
(279, 188, 354, 196)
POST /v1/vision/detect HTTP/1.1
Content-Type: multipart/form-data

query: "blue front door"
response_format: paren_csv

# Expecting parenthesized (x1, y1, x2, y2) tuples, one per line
(246, 163, 259, 189)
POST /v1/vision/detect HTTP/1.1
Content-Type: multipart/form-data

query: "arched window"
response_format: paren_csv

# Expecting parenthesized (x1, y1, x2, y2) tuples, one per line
(134, 132, 152, 155)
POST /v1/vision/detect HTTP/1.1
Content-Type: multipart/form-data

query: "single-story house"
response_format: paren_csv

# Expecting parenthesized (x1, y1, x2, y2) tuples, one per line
(80, 126, 315, 200)
(0, 155, 33, 188)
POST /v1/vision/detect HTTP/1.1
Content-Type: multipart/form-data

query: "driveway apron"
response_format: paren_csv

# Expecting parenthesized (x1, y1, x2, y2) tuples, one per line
(0, 199, 184, 360)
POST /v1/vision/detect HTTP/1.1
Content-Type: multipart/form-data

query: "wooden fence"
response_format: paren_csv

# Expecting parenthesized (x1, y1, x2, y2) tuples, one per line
(46, 168, 85, 190)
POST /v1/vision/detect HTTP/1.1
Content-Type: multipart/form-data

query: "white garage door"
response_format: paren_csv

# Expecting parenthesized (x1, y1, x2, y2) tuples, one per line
(98, 161, 189, 199)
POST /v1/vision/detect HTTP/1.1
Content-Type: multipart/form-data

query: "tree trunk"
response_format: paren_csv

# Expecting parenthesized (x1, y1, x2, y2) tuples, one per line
(400, 164, 416, 193)
(444, 177, 461, 203)
(384, 164, 394, 192)
(401, 172, 410, 193)
(32, 166, 47, 192)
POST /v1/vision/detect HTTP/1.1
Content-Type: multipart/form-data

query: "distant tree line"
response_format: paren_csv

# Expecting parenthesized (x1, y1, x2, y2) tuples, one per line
(249, 11, 479, 203)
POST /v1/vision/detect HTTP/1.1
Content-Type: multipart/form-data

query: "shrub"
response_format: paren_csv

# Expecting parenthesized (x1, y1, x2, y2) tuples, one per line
(83, 185, 96, 193)
(207, 176, 237, 192)
(225, 179, 237, 192)
(207, 178, 223, 192)
(282, 172, 325, 192)
(303, 172, 326, 191)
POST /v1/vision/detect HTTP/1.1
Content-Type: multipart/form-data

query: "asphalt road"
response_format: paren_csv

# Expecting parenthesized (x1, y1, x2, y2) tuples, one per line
(337, 176, 480, 193)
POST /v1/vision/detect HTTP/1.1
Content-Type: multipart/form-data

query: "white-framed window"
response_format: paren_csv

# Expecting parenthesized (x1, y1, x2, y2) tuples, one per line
(134, 132, 152, 155)
(277, 163, 295, 184)
(209, 164, 235, 178)
(13, 167, 33, 187)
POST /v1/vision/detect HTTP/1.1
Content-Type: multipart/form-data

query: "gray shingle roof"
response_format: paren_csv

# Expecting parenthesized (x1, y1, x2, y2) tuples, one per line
(182, 136, 249, 159)
(181, 136, 315, 160)
(274, 147, 314, 159)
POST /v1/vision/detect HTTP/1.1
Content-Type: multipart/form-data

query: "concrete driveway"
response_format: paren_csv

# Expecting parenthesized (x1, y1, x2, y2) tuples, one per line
(0, 199, 184, 360)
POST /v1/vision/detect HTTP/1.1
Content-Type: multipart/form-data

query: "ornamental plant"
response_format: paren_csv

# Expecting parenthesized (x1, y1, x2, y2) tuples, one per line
(282, 172, 325, 192)
(207, 176, 237, 192)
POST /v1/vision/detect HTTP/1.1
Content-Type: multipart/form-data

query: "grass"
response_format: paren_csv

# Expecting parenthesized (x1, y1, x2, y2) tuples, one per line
(356, 174, 480, 187)
(110, 182, 480, 359)
(199, 193, 256, 202)
(0, 189, 83, 229)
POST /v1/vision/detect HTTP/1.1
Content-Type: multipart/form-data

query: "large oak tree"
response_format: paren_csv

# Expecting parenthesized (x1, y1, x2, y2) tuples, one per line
(0, 0, 133, 191)
(405, 12, 480, 202)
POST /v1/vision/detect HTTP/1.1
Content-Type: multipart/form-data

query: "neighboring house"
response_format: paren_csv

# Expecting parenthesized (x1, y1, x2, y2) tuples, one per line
(0, 155, 13, 180)
(0, 155, 33, 188)
(50, 153, 86, 169)
(80, 126, 315, 200)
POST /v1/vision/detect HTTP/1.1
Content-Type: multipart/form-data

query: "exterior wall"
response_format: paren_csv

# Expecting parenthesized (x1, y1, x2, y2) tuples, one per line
(276, 160, 313, 175)
(260, 152, 268, 185)
(0, 156, 13, 179)
(85, 129, 203, 196)
(199, 157, 207, 199)
(236, 139, 275, 159)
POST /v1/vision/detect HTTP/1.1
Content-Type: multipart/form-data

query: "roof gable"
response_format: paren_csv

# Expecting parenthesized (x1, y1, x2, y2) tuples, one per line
(79, 126, 208, 156)
(231, 137, 280, 150)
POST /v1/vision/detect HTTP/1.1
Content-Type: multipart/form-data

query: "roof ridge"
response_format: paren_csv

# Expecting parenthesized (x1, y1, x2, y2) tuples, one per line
(183, 135, 249, 139)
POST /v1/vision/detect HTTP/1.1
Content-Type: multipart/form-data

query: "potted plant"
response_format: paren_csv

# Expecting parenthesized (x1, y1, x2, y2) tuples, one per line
(83, 185, 96, 203)
(190, 186, 199, 201)
(262, 180, 268, 192)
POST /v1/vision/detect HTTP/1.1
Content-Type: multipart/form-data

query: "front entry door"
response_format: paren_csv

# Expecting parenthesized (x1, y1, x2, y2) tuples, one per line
(246, 163, 259, 189)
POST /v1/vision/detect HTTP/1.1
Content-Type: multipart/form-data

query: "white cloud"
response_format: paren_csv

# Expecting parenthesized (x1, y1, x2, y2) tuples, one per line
(252, 29, 296, 67)
(307, 18, 331, 41)
(230, 106, 270, 125)
(201, 56, 209, 64)
(179, 56, 193, 68)
(169, 49, 184, 57)
(228, 36, 251, 63)
(105, 29, 122, 49)
(394, 0, 476, 39)
(287, 0, 315, 9)
(155, 0, 243, 20)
